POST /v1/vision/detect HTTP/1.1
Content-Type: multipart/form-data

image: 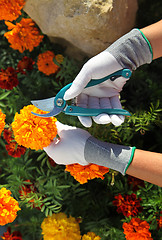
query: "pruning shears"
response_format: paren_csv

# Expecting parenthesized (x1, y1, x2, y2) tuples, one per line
(31, 69, 132, 118)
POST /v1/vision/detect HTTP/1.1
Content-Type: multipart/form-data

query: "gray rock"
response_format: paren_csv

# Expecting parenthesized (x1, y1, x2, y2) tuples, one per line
(24, 0, 138, 59)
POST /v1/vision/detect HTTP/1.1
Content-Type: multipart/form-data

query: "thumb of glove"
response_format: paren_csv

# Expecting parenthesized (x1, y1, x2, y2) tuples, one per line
(64, 65, 91, 100)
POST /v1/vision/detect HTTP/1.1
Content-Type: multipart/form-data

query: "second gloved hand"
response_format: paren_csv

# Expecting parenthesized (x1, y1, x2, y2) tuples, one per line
(43, 121, 90, 166)
(43, 121, 136, 175)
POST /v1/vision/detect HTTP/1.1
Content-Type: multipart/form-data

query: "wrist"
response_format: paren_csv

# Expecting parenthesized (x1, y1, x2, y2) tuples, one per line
(106, 28, 153, 70)
(84, 136, 136, 175)
(140, 20, 162, 60)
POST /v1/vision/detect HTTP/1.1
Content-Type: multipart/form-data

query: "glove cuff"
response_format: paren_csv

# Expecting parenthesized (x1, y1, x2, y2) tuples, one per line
(106, 28, 153, 70)
(84, 136, 136, 175)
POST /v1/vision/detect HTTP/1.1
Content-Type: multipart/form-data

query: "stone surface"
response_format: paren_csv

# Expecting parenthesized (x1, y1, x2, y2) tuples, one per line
(24, 0, 138, 59)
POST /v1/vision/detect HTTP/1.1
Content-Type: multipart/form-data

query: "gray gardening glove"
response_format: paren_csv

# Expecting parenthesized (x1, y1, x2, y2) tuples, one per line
(44, 121, 136, 175)
(64, 29, 152, 127)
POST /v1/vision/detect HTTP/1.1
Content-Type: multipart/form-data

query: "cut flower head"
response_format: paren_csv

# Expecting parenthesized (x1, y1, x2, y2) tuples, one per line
(12, 105, 57, 150)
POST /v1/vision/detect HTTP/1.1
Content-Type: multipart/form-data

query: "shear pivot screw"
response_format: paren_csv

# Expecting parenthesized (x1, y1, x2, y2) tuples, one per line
(56, 98, 64, 106)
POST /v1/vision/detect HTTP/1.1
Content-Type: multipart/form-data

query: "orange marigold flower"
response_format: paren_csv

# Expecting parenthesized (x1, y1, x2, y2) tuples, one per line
(123, 218, 153, 240)
(55, 54, 64, 64)
(113, 193, 142, 217)
(82, 232, 101, 240)
(1, 227, 22, 240)
(4, 18, 44, 53)
(65, 164, 109, 184)
(11, 105, 57, 150)
(37, 51, 60, 75)
(0, 187, 21, 226)
(0, 109, 6, 136)
(17, 56, 35, 75)
(0, 0, 25, 21)
(0, 67, 18, 90)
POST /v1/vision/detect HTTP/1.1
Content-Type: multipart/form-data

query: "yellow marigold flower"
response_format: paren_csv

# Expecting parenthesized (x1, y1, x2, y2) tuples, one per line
(65, 163, 109, 184)
(0, 187, 21, 226)
(82, 232, 101, 240)
(0, 109, 5, 135)
(4, 18, 44, 53)
(12, 105, 57, 150)
(55, 54, 64, 64)
(41, 212, 81, 240)
(37, 51, 60, 76)
(0, 0, 25, 21)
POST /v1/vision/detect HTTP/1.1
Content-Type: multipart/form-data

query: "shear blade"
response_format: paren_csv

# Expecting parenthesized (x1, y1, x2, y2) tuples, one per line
(31, 106, 63, 118)
(31, 97, 63, 117)
(31, 97, 55, 112)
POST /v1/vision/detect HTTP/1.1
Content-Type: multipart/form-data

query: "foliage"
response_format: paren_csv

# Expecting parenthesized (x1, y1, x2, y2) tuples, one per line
(0, 0, 162, 239)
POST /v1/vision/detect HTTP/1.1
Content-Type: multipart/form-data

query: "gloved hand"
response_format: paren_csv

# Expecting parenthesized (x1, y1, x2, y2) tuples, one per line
(64, 29, 152, 127)
(43, 121, 91, 166)
(44, 121, 136, 175)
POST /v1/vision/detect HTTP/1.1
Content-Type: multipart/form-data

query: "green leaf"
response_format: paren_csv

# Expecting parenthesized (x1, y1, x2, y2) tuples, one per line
(0, 91, 11, 100)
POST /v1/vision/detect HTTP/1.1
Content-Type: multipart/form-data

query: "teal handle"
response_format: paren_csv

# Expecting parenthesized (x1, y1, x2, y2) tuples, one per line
(55, 68, 132, 109)
(86, 69, 132, 88)
(64, 106, 131, 116)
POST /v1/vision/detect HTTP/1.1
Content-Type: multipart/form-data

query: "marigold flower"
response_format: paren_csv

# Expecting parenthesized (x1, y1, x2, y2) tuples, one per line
(127, 176, 145, 191)
(3, 127, 26, 157)
(157, 211, 162, 229)
(12, 105, 57, 150)
(17, 56, 35, 75)
(0, 67, 18, 90)
(1, 227, 22, 240)
(0, 0, 25, 21)
(48, 157, 57, 167)
(4, 18, 44, 53)
(123, 218, 153, 240)
(3, 127, 13, 143)
(82, 232, 101, 240)
(37, 51, 60, 75)
(5, 142, 26, 158)
(19, 180, 42, 210)
(0, 109, 6, 136)
(19, 180, 36, 197)
(113, 193, 142, 217)
(41, 212, 81, 240)
(0, 187, 21, 226)
(65, 164, 109, 184)
(55, 54, 64, 64)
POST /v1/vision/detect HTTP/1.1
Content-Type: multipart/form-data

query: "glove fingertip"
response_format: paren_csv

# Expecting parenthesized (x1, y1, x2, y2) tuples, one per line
(64, 82, 83, 100)
(63, 90, 73, 100)
(78, 116, 92, 128)
(110, 115, 124, 126)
